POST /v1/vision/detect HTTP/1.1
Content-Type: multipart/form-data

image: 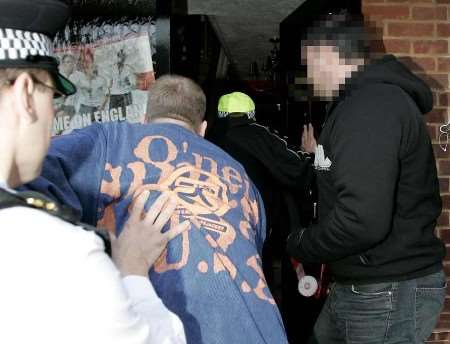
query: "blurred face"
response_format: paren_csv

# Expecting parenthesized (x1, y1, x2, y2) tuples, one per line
(61, 56, 75, 76)
(305, 45, 360, 99)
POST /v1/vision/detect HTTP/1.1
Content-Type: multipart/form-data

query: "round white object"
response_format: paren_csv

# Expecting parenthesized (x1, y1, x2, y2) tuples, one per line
(298, 275, 318, 297)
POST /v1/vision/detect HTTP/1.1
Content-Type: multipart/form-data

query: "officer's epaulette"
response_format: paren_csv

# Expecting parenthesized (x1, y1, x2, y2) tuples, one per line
(0, 188, 111, 255)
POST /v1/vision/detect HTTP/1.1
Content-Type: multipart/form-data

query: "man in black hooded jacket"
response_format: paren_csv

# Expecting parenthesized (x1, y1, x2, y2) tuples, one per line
(287, 13, 446, 344)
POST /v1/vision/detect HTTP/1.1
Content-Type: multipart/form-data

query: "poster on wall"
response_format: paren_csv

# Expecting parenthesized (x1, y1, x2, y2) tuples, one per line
(53, 32, 155, 135)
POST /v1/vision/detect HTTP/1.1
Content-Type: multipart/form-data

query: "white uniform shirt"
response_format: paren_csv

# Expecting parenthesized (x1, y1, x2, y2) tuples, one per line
(0, 205, 186, 344)
(108, 64, 136, 95)
(70, 70, 108, 109)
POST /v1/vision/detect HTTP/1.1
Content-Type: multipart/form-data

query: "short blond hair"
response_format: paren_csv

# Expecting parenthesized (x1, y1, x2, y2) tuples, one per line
(146, 75, 206, 127)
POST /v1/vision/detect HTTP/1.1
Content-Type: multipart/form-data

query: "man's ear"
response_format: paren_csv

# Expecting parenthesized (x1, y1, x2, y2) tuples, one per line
(13, 73, 36, 125)
(197, 120, 207, 137)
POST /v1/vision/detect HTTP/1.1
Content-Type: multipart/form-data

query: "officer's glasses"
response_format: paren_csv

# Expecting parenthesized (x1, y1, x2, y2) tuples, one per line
(4, 77, 65, 99)
(31, 76, 66, 99)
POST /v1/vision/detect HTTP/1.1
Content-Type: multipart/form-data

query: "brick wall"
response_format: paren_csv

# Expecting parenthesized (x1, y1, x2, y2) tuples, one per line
(362, 0, 450, 342)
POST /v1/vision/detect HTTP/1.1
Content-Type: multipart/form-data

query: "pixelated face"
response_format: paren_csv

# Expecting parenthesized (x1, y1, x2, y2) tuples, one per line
(305, 44, 356, 99)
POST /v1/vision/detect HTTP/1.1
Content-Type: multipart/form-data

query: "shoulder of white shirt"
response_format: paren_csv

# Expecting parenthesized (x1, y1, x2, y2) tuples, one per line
(0, 206, 104, 252)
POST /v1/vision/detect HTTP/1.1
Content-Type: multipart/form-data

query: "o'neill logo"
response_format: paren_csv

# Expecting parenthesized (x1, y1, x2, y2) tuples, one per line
(314, 145, 332, 171)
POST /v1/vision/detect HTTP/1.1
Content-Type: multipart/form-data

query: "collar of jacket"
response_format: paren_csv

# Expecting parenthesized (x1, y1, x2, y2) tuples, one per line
(217, 116, 255, 128)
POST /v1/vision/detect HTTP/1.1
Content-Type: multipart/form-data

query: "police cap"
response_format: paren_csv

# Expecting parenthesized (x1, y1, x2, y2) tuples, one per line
(0, 0, 76, 96)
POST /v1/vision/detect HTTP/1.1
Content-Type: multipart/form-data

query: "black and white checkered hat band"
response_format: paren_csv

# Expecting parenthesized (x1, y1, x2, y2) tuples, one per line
(0, 28, 54, 61)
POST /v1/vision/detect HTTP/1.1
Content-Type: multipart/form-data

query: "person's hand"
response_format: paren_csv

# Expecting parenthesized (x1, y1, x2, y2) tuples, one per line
(301, 123, 317, 154)
(111, 191, 190, 277)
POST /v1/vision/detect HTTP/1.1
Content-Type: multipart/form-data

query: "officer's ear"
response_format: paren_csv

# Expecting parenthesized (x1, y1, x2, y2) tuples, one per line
(197, 120, 207, 137)
(12, 72, 37, 125)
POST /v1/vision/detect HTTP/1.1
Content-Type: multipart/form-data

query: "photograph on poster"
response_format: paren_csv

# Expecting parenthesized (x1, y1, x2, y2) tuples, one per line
(53, 32, 155, 135)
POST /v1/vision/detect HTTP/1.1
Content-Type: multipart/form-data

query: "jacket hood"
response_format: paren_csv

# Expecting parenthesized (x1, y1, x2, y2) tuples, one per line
(351, 55, 433, 114)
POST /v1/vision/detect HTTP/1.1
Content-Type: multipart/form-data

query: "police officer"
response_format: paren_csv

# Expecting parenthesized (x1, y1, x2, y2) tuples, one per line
(0, 1, 188, 343)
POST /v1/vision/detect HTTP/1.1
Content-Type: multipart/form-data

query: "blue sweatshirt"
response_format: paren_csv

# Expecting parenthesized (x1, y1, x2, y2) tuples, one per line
(27, 122, 288, 344)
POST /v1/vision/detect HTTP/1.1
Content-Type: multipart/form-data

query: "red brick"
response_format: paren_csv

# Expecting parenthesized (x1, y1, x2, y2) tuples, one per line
(437, 23, 450, 37)
(428, 124, 438, 140)
(435, 323, 450, 333)
(388, 22, 434, 37)
(439, 92, 450, 107)
(386, 0, 433, 2)
(437, 332, 450, 338)
(444, 263, 450, 277)
(413, 40, 448, 55)
(438, 212, 449, 226)
(438, 58, 450, 72)
(443, 195, 450, 208)
(444, 291, 450, 309)
(412, 6, 448, 20)
(363, 5, 410, 19)
(433, 91, 440, 105)
(438, 313, 450, 322)
(440, 177, 450, 193)
(440, 161, 450, 176)
(436, 331, 450, 340)
(426, 108, 446, 123)
(399, 56, 436, 72)
(433, 144, 450, 159)
(440, 228, 450, 242)
(435, 322, 450, 338)
(417, 74, 449, 90)
(383, 39, 411, 53)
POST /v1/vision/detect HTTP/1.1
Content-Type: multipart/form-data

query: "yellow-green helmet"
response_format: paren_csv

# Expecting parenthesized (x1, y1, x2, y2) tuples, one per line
(217, 92, 256, 119)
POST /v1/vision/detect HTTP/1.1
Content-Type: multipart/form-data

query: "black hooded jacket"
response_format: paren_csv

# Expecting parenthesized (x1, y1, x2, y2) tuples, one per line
(288, 55, 445, 284)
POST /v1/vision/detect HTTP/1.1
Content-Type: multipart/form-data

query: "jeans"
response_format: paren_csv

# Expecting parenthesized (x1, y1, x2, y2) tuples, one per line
(313, 270, 446, 344)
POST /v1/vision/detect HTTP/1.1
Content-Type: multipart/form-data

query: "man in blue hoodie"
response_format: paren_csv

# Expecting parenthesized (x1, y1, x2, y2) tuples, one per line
(287, 13, 446, 344)
(27, 74, 288, 344)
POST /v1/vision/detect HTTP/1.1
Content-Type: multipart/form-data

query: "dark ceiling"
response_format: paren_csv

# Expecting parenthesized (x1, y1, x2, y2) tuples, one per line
(188, 0, 306, 78)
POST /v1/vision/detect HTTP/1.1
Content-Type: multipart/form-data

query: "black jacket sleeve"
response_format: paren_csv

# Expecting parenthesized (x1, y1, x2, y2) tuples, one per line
(236, 124, 315, 192)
